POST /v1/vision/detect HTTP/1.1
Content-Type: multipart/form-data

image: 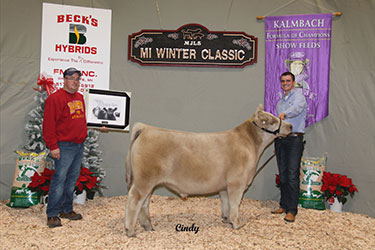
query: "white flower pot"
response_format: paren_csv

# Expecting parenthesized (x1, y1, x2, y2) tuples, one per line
(40, 195, 48, 205)
(328, 197, 342, 212)
(74, 190, 87, 205)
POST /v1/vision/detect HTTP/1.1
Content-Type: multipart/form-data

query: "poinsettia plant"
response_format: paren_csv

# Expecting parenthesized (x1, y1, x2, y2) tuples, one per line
(275, 174, 281, 188)
(28, 167, 100, 197)
(74, 167, 99, 195)
(321, 171, 358, 205)
(28, 168, 54, 197)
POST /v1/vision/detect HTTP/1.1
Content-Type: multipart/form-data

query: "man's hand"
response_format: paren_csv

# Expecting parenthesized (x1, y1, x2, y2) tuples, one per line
(50, 148, 60, 160)
(99, 126, 109, 132)
(278, 113, 285, 120)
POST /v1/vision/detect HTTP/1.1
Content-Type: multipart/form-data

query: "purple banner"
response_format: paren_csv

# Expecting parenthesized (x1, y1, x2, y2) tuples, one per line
(264, 14, 332, 127)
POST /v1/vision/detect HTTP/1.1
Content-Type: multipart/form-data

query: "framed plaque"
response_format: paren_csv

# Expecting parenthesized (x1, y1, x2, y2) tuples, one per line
(84, 89, 131, 131)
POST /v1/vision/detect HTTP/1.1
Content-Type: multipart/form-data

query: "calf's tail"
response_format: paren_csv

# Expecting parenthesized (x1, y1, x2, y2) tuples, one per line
(126, 123, 143, 191)
(125, 152, 132, 191)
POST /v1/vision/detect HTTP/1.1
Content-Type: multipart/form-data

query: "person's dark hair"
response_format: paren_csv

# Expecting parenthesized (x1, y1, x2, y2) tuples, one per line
(280, 72, 295, 81)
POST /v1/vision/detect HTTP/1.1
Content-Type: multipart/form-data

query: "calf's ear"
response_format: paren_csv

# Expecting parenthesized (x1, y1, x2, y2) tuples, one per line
(256, 104, 264, 112)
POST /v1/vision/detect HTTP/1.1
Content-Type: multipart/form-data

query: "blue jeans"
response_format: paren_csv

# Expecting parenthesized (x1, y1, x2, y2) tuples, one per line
(274, 136, 304, 216)
(47, 142, 84, 217)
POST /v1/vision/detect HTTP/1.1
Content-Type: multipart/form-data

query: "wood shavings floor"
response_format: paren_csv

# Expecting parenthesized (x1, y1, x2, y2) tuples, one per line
(1, 195, 374, 249)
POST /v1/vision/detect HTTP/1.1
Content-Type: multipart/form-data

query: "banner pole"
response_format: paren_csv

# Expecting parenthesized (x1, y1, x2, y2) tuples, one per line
(257, 12, 342, 20)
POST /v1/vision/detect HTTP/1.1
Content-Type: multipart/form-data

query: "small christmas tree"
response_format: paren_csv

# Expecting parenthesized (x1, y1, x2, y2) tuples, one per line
(82, 129, 107, 196)
(23, 91, 55, 165)
(23, 91, 48, 153)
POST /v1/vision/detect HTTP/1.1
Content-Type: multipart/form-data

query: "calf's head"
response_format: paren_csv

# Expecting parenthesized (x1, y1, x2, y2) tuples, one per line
(253, 104, 292, 137)
(92, 107, 100, 118)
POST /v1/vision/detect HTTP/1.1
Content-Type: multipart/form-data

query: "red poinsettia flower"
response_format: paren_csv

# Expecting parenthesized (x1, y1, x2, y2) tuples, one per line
(76, 175, 89, 184)
(76, 182, 84, 192)
(274, 174, 281, 188)
(28, 168, 54, 197)
(328, 185, 336, 195)
(74, 168, 99, 195)
(81, 167, 94, 176)
(321, 171, 358, 205)
(349, 185, 358, 193)
(42, 168, 54, 178)
(331, 174, 341, 186)
(321, 183, 329, 192)
(29, 172, 45, 188)
(322, 171, 331, 181)
(339, 175, 352, 187)
(275, 174, 280, 185)
(86, 176, 99, 190)
(28, 167, 102, 198)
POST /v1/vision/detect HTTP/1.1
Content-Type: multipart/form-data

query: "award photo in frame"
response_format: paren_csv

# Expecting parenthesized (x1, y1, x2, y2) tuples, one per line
(84, 89, 131, 131)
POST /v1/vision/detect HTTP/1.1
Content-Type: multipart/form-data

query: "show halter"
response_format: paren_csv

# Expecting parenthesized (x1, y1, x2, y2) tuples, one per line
(252, 117, 283, 136)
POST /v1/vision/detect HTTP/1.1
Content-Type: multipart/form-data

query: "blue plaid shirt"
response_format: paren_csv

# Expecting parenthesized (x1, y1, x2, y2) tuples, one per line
(277, 89, 307, 133)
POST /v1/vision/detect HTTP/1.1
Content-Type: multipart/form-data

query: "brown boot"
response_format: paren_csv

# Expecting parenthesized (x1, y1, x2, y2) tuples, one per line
(271, 208, 286, 214)
(284, 213, 295, 222)
(59, 211, 82, 220)
(47, 217, 62, 228)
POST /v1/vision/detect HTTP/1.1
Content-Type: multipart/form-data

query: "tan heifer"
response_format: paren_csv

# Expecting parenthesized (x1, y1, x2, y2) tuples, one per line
(125, 104, 292, 237)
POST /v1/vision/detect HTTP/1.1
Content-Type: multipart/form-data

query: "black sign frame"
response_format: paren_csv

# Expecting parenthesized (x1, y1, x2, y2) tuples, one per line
(128, 23, 257, 68)
(84, 89, 131, 131)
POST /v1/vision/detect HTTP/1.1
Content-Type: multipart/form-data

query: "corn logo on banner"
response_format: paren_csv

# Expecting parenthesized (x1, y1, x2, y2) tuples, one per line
(264, 14, 332, 127)
(40, 3, 112, 93)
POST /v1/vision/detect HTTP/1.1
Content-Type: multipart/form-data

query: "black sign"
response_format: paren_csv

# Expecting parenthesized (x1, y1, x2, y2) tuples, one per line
(128, 23, 257, 68)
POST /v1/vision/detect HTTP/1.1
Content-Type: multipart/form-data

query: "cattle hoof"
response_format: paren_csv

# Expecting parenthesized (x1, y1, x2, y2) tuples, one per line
(142, 225, 155, 231)
(222, 217, 230, 224)
(125, 228, 136, 238)
(231, 222, 245, 230)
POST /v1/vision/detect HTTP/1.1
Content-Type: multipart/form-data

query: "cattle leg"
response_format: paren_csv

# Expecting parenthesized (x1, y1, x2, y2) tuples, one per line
(139, 194, 154, 231)
(125, 186, 150, 237)
(227, 187, 245, 229)
(219, 191, 230, 224)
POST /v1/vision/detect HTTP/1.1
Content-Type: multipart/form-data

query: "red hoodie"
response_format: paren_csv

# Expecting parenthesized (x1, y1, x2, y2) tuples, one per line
(43, 89, 87, 150)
